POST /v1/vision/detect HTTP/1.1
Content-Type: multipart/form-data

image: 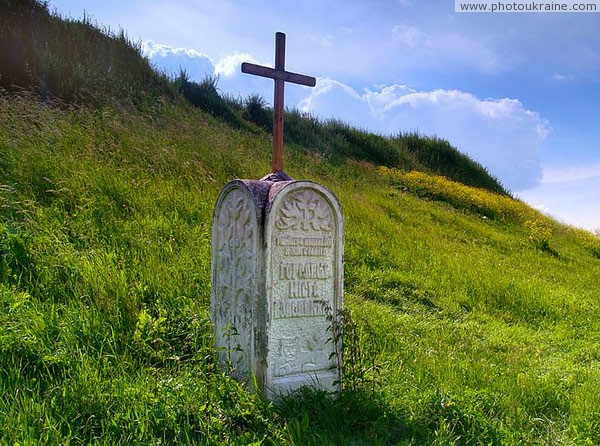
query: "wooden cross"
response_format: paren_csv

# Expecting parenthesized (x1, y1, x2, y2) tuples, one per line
(242, 32, 316, 173)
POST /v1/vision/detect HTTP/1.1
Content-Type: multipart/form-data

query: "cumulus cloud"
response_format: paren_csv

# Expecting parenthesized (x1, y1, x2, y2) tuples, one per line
(142, 39, 213, 60)
(298, 80, 550, 191)
(142, 40, 215, 81)
(141, 41, 263, 83)
(298, 78, 362, 119)
(214, 53, 260, 77)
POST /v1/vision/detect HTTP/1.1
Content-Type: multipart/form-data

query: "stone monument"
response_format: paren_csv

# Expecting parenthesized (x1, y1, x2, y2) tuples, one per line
(211, 32, 344, 399)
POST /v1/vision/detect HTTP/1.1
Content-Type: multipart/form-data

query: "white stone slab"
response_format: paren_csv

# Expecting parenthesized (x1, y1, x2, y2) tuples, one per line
(211, 180, 264, 384)
(211, 177, 343, 399)
(265, 181, 343, 398)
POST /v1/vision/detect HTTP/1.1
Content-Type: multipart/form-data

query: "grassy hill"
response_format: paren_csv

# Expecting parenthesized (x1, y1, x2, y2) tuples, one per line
(1, 2, 600, 445)
(0, 0, 506, 196)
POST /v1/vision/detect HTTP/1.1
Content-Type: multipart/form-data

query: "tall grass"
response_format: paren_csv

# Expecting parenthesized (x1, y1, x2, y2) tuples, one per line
(392, 131, 506, 195)
(1, 90, 599, 445)
(0, 0, 173, 107)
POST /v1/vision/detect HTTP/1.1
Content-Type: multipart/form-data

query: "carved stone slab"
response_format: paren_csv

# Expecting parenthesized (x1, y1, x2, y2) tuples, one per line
(265, 181, 343, 398)
(211, 177, 343, 399)
(211, 180, 266, 384)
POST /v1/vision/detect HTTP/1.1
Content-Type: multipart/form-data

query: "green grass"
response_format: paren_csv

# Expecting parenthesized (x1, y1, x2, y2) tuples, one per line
(1, 90, 599, 445)
(0, 0, 173, 107)
(1, 2, 599, 443)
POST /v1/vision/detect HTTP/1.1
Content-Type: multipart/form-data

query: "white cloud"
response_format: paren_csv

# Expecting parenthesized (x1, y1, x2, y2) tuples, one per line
(391, 24, 430, 48)
(364, 84, 415, 119)
(214, 53, 260, 77)
(298, 78, 362, 112)
(551, 73, 574, 81)
(320, 34, 334, 47)
(541, 162, 600, 184)
(141, 41, 264, 83)
(389, 25, 503, 73)
(298, 81, 550, 191)
(141, 39, 213, 61)
(141, 40, 215, 81)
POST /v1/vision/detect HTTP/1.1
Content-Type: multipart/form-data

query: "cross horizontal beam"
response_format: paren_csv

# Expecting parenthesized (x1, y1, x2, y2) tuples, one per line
(241, 62, 316, 87)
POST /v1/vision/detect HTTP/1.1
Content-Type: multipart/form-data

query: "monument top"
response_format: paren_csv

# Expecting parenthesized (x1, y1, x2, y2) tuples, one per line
(242, 32, 316, 174)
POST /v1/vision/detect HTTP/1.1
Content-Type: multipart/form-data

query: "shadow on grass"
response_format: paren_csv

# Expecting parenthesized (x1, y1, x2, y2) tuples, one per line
(275, 387, 420, 445)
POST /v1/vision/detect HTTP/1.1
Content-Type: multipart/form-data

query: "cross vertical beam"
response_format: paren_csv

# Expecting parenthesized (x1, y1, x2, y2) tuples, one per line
(242, 32, 316, 173)
(272, 32, 285, 173)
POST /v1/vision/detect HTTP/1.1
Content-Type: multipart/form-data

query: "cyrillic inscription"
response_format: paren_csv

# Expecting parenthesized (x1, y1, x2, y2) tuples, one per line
(276, 236, 333, 257)
(279, 261, 331, 280)
(273, 298, 328, 318)
(265, 182, 343, 399)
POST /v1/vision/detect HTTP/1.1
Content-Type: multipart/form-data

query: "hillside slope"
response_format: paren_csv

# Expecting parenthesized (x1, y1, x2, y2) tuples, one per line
(1, 2, 600, 444)
(0, 0, 507, 195)
(1, 91, 599, 445)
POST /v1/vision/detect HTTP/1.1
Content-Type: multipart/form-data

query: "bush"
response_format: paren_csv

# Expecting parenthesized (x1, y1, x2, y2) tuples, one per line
(243, 94, 271, 130)
(173, 72, 248, 129)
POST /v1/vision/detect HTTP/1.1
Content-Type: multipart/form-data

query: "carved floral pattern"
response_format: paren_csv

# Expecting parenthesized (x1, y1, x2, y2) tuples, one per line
(275, 190, 333, 232)
(214, 188, 256, 378)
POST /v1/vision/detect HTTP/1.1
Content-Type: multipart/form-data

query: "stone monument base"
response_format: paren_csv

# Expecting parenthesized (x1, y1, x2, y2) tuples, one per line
(211, 172, 343, 399)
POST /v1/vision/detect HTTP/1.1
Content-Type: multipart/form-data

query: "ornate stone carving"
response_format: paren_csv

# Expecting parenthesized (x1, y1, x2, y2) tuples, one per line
(275, 189, 334, 232)
(211, 179, 343, 399)
(266, 182, 343, 398)
(212, 185, 257, 380)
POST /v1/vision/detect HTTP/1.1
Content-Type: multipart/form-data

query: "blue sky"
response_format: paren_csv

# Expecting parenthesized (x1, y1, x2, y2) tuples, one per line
(49, 0, 599, 231)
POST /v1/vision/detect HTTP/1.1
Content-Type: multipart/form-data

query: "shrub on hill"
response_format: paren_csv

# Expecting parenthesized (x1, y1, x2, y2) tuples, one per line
(172, 71, 251, 130)
(243, 94, 272, 130)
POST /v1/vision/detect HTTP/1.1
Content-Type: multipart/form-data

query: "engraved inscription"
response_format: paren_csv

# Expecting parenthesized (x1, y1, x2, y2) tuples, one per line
(275, 236, 333, 257)
(272, 190, 335, 311)
(276, 236, 333, 246)
(266, 182, 343, 398)
(288, 281, 320, 298)
(273, 298, 328, 318)
(279, 261, 331, 280)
